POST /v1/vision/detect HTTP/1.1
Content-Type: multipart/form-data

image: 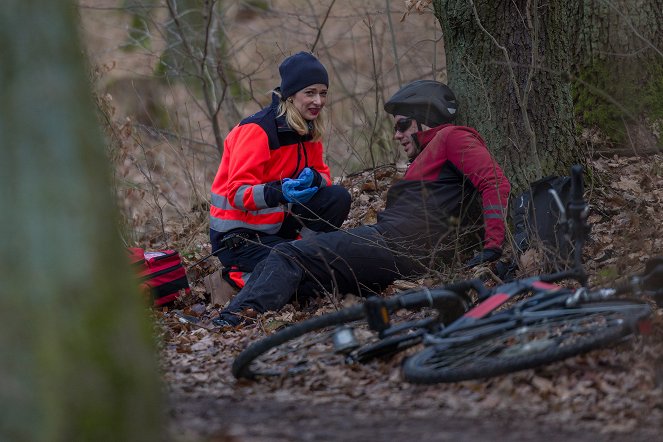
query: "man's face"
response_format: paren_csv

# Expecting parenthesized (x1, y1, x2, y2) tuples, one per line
(393, 115, 420, 159)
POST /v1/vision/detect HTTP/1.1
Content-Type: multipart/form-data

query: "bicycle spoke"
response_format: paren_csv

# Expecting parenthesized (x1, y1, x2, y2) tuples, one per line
(251, 323, 358, 376)
(236, 312, 438, 378)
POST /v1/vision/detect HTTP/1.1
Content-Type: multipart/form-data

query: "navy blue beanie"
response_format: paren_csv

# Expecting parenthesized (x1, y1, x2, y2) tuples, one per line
(279, 52, 329, 99)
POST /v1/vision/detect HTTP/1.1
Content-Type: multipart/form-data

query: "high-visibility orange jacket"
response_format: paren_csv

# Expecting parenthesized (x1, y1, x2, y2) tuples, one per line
(210, 93, 332, 236)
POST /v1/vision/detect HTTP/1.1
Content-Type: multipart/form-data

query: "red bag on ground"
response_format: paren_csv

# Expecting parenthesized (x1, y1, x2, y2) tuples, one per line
(128, 248, 191, 306)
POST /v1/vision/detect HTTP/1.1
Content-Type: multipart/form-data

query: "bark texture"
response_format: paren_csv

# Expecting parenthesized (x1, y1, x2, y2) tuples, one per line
(573, 0, 663, 149)
(434, 0, 584, 192)
(0, 1, 163, 440)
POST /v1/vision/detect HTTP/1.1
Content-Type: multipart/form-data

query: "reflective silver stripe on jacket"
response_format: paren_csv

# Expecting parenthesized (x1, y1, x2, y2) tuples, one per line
(212, 191, 280, 213)
(483, 204, 507, 219)
(234, 184, 268, 210)
(209, 216, 282, 234)
(210, 192, 284, 234)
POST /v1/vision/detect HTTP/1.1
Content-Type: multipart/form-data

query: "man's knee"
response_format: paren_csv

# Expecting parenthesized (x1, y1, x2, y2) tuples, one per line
(272, 241, 302, 261)
(271, 240, 323, 279)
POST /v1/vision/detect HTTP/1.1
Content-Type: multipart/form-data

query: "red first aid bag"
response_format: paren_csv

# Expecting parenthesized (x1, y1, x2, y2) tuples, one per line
(128, 248, 191, 306)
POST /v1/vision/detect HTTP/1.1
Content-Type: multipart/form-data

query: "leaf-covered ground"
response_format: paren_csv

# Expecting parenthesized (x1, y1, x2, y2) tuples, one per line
(160, 156, 663, 441)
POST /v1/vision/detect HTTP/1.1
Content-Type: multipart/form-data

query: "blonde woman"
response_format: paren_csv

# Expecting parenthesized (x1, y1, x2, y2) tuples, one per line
(209, 52, 350, 291)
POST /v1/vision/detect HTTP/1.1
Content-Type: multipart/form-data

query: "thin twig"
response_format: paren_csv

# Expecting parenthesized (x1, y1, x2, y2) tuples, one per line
(311, 0, 337, 52)
(385, 0, 402, 87)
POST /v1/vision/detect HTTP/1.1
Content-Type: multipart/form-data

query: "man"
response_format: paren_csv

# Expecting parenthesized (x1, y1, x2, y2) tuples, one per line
(213, 80, 511, 327)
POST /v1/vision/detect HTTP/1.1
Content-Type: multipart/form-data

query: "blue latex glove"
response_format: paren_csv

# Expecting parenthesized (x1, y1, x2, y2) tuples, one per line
(282, 178, 318, 203)
(465, 248, 502, 269)
(296, 167, 315, 189)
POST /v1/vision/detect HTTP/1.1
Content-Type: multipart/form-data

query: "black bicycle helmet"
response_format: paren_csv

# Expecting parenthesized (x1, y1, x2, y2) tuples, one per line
(384, 80, 458, 127)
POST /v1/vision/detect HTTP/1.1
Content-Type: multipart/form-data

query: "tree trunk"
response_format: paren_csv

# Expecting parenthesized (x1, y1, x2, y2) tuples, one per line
(573, 0, 663, 150)
(433, 0, 584, 192)
(0, 1, 163, 440)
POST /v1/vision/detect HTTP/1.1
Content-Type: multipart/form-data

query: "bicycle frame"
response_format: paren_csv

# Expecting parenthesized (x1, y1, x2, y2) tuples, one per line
(424, 275, 573, 345)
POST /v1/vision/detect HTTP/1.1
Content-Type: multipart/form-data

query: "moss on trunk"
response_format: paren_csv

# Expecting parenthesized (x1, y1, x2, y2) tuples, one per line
(433, 0, 583, 193)
(573, 0, 663, 147)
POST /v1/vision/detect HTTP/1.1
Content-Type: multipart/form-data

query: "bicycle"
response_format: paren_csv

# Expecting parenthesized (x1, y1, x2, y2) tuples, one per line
(232, 283, 474, 379)
(232, 165, 663, 383)
(400, 263, 660, 383)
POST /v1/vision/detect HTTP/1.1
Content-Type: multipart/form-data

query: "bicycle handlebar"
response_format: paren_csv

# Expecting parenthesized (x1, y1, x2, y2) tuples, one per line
(444, 278, 488, 298)
(570, 164, 584, 205)
(567, 165, 588, 229)
(397, 287, 469, 310)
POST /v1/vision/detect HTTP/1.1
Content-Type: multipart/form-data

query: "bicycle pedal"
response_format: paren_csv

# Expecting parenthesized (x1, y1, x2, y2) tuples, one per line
(364, 296, 391, 332)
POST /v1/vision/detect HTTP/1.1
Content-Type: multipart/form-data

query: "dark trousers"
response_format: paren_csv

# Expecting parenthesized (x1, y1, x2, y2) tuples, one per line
(212, 184, 351, 287)
(218, 225, 426, 325)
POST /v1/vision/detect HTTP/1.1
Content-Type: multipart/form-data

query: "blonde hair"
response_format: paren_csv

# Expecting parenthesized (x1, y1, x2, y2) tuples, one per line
(275, 90, 326, 142)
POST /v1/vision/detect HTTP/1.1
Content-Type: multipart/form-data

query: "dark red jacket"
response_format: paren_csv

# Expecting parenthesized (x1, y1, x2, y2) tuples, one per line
(377, 124, 511, 251)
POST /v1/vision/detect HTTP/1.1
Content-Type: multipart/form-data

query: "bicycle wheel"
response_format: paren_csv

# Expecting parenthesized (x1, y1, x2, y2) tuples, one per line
(402, 300, 651, 384)
(232, 288, 469, 379)
(232, 304, 432, 379)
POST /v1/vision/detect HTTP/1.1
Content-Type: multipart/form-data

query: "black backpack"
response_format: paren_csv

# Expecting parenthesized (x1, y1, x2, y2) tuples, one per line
(511, 175, 575, 270)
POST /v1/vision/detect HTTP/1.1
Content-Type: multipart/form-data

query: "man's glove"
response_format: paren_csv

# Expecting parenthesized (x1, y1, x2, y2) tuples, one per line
(465, 248, 502, 269)
(282, 178, 317, 203)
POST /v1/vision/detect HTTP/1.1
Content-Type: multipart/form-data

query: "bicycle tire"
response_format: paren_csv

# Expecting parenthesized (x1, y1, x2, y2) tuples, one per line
(232, 287, 469, 379)
(402, 300, 651, 384)
(231, 304, 365, 379)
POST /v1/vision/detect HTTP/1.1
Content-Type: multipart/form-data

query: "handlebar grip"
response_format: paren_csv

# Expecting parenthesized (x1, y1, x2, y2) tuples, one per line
(397, 288, 439, 309)
(395, 279, 485, 311)
(397, 287, 467, 310)
(571, 164, 584, 203)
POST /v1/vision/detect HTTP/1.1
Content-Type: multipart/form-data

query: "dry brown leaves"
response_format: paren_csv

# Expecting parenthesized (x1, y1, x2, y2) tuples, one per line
(161, 156, 663, 438)
(401, 0, 434, 22)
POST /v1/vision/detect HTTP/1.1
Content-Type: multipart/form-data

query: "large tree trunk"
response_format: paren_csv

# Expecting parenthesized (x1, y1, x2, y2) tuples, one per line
(433, 0, 584, 192)
(573, 0, 663, 152)
(0, 1, 163, 440)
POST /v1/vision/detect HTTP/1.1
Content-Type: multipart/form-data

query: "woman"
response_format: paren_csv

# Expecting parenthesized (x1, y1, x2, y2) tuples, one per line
(209, 52, 351, 291)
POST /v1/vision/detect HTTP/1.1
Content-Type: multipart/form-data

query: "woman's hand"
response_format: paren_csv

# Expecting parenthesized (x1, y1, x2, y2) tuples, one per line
(282, 178, 318, 203)
(296, 167, 315, 189)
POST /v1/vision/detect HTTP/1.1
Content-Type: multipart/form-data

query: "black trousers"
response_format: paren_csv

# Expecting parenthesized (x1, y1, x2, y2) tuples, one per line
(218, 225, 426, 325)
(212, 184, 351, 288)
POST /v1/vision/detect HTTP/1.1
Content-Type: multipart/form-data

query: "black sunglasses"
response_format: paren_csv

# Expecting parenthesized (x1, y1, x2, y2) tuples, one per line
(394, 117, 414, 133)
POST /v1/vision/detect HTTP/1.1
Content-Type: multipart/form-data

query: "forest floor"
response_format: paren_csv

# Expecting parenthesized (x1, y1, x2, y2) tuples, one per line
(158, 155, 663, 442)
